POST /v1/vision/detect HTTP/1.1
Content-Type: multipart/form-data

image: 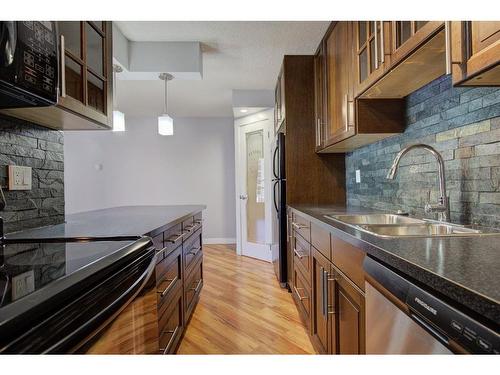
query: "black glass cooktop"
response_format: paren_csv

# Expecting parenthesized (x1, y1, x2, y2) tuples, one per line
(0, 240, 136, 310)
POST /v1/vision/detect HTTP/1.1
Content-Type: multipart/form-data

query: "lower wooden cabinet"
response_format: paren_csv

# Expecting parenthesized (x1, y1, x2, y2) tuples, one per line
(184, 254, 203, 323)
(152, 212, 204, 354)
(311, 248, 333, 354)
(291, 210, 366, 355)
(158, 288, 184, 354)
(335, 266, 365, 354)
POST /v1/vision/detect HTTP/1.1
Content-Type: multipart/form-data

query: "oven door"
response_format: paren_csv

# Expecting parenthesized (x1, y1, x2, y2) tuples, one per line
(82, 254, 159, 354)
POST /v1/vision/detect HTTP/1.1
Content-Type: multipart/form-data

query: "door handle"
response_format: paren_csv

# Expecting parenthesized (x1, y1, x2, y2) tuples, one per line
(291, 222, 309, 230)
(273, 180, 279, 213)
(272, 146, 279, 178)
(60, 34, 66, 97)
(321, 268, 328, 317)
(293, 286, 309, 301)
(445, 21, 452, 75)
(374, 21, 379, 70)
(239, 194, 248, 200)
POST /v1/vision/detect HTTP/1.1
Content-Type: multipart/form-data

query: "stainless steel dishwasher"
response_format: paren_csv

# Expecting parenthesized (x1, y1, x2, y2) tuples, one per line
(363, 256, 499, 354)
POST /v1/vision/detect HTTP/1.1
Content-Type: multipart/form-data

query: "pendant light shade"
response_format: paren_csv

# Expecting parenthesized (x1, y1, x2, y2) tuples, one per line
(158, 114, 174, 136)
(113, 110, 126, 132)
(158, 73, 174, 136)
(112, 65, 126, 132)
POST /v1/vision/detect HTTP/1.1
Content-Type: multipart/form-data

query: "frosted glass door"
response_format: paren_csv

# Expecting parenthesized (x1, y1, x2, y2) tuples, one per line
(245, 130, 265, 244)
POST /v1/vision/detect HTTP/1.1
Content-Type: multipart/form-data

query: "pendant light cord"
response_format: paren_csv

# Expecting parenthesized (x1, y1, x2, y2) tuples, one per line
(164, 77, 168, 114)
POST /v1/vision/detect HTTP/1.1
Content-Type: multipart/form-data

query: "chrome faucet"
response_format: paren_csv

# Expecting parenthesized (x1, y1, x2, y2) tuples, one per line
(387, 144, 450, 222)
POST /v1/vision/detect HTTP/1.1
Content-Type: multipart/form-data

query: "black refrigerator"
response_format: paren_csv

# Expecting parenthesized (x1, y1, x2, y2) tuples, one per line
(271, 132, 287, 288)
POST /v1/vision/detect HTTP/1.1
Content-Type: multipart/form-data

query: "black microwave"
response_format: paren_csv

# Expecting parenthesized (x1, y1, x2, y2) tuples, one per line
(0, 21, 58, 108)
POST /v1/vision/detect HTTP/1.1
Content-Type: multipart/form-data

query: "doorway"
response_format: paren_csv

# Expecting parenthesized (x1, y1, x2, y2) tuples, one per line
(234, 109, 273, 261)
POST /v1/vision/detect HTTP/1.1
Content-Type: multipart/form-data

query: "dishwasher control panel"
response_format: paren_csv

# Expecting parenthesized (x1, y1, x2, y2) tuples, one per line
(407, 282, 499, 354)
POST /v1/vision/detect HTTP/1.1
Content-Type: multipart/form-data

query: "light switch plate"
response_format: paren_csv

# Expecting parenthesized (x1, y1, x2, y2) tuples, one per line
(8, 165, 32, 190)
(355, 169, 361, 183)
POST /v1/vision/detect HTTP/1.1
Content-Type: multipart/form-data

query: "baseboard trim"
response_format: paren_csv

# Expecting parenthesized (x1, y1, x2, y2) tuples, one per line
(203, 237, 236, 245)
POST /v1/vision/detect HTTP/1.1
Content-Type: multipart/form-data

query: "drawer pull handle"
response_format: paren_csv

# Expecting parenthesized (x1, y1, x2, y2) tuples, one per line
(194, 219, 203, 224)
(293, 248, 307, 259)
(190, 279, 202, 293)
(160, 325, 180, 354)
(166, 233, 184, 244)
(293, 286, 309, 301)
(188, 246, 201, 256)
(158, 276, 178, 297)
(292, 222, 309, 230)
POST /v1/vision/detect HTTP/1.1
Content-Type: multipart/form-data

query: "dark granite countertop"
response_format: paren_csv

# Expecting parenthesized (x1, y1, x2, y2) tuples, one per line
(6, 205, 206, 240)
(289, 204, 500, 325)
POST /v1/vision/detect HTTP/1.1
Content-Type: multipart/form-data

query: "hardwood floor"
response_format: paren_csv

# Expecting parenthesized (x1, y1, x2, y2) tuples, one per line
(177, 244, 316, 354)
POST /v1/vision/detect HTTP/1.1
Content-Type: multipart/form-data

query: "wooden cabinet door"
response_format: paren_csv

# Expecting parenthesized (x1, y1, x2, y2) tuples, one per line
(353, 21, 387, 97)
(334, 267, 365, 354)
(452, 21, 500, 85)
(311, 249, 333, 354)
(389, 21, 443, 62)
(325, 22, 355, 147)
(314, 41, 327, 151)
(57, 21, 113, 128)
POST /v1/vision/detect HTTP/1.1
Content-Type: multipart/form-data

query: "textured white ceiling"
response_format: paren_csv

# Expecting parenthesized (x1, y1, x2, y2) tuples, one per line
(114, 21, 329, 118)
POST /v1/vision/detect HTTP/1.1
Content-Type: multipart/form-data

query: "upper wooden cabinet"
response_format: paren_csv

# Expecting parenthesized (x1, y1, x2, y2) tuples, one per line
(1, 21, 113, 130)
(353, 21, 387, 96)
(274, 66, 286, 133)
(313, 41, 327, 151)
(317, 22, 404, 153)
(451, 21, 500, 85)
(360, 21, 445, 98)
(324, 22, 355, 147)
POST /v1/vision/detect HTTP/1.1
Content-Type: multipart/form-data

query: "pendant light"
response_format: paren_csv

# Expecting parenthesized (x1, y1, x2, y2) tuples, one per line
(112, 64, 125, 132)
(158, 73, 174, 136)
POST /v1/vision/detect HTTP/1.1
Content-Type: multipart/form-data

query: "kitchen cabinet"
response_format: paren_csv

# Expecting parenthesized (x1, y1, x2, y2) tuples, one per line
(291, 209, 366, 355)
(324, 21, 355, 146)
(274, 66, 286, 133)
(353, 21, 387, 97)
(153, 212, 204, 354)
(1, 21, 113, 130)
(334, 265, 365, 354)
(311, 248, 334, 354)
(451, 21, 500, 85)
(314, 41, 327, 151)
(278, 55, 346, 206)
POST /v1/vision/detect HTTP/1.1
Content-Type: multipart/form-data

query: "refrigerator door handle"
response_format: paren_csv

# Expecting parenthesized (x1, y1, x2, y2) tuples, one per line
(273, 180, 279, 213)
(272, 146, 279, 179)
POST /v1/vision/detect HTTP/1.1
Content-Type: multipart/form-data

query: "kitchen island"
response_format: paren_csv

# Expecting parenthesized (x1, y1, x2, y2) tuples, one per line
(1, 205, 206, 354)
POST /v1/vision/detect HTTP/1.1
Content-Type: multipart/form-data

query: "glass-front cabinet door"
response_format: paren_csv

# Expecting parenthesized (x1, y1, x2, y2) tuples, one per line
(389, 21, 444, 67)
(353, 21, 387, 97)
(57, 21, 112, 128)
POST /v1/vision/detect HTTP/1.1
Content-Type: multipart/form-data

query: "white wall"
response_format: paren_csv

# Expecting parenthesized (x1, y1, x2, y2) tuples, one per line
(64, 116, 236, 242)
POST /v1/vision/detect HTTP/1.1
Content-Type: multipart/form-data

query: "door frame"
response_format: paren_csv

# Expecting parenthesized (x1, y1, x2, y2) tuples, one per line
(234, 108, 274, 258)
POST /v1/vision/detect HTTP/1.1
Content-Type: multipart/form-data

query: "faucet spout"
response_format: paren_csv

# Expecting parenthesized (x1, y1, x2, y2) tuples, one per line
(386, 144, 450, 222)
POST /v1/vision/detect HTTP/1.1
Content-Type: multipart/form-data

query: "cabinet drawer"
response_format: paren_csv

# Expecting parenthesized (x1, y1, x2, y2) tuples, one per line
(311, 222, 331, 260)
(156, 246, 182, 308)
(292, 264, 311, 329)
(292, 212, 311, 242)
(158, 288, 184, 354)
(184, 256, 203, 323)
(293, 233, 311, 282)
(182, 216, 196, 239)
(331, 235, 366, 291)
(183, 228, 202, 276)
(163, 223, 183, 253)
(151, 233, 164, 253)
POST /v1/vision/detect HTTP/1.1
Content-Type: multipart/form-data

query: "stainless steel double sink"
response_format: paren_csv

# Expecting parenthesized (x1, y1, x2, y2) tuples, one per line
(324, 214, 500, 238)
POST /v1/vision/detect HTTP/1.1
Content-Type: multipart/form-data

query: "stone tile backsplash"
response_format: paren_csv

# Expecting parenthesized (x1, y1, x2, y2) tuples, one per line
(346, 75, 500, 227)
(0, 115, 64, 233)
